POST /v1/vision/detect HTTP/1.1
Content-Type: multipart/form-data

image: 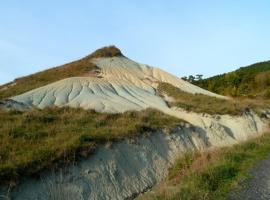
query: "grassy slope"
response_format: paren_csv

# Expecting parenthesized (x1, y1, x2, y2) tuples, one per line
(157, 82, 269, 116)
(0, 46, 122, 100)
(1, 45, 270, 197)
(0, 46, 185, 184)
(194, 60, 270, 98)
(139, 132, 270, 200)
(0, 107, 182, 184)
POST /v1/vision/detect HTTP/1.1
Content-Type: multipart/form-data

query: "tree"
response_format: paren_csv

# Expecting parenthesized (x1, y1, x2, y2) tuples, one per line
(188, 75, 196, 83)
(196, 74, 203, 81)
(182, 76, 188, 81)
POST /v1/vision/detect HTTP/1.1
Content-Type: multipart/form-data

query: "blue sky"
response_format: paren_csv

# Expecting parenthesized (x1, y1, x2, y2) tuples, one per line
(0, 0, 270, 84)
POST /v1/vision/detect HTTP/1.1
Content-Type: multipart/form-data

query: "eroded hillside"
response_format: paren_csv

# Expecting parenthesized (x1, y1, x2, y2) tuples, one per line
(0, 46, 269, 200)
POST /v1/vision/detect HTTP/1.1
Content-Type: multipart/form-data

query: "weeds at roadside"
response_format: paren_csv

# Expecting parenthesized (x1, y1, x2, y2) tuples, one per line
(139, 133, 270, 200)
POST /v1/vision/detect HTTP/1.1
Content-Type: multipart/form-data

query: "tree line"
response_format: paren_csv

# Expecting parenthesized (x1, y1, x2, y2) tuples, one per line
(182, 74, 203, 83)
(192, 61, 270, 98)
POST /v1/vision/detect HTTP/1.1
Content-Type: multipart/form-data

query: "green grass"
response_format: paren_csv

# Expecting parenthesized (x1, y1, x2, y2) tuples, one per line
(139, 133, 270, 200)
(0, 46, 122, 100)
(158, 82, 269, 115)
(0, 107, 182, 184)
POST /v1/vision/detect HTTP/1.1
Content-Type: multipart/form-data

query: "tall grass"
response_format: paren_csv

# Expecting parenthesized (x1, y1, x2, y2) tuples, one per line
(0, 107, 182, 184)
(139, 133, 270, 200)
(158, 82, 269, 115)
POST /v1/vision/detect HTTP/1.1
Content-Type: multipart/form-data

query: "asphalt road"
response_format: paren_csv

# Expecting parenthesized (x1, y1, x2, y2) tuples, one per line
(230, 154, 270, 200)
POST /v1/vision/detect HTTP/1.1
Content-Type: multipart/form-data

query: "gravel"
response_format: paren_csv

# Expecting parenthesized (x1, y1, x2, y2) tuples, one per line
(230, 154, 270, 200)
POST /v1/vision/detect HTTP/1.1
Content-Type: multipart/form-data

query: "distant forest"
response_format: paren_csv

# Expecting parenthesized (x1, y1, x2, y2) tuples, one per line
(188, 61, 270, 98)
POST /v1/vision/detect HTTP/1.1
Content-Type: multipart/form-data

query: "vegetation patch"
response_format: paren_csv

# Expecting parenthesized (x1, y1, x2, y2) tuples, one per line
(139, 132, 270, 200)
(158, 82, 269, 115)
(0, 45, 123, 100)
(0, 107, 182, 184)
(0, 59, 98, 100)
(194, 60, 270, 98)
(86, 45, 123, 59)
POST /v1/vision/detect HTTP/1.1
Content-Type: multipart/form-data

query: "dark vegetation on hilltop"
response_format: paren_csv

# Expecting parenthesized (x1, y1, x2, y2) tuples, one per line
(86, 45, 123, 59)
(0, 45, 123, 100)
(194, 61, 270, 98)
(0, 107, 182, 184)
(158, 82, 269, 116)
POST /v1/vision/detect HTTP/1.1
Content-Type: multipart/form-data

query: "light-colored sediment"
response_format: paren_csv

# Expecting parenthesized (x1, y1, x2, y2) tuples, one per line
(1, 109, 267, 200)
(10, 57, 225, 113)
(0, 56, 268, 200)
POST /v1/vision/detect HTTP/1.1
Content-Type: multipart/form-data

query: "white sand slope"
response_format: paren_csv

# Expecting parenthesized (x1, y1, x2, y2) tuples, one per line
(11, 56, 225, 113)
(11, 77, 168, 113)
(92, 57, 225, 98)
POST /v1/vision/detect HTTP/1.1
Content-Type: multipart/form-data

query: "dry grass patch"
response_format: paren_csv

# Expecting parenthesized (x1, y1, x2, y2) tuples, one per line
(0, 107, 182, 184)
(0, 46, 123, 100)
(0, 59, 98, 100)
(158, 82, 270, 115)
(86, 45, 123, 59)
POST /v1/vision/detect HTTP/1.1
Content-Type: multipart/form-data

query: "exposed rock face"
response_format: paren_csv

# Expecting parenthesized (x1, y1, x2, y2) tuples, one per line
(1, 110, 267, 200)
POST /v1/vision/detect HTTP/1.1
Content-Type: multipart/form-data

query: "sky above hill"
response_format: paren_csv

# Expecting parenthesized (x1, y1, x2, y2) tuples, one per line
(0, 0, 270, 85)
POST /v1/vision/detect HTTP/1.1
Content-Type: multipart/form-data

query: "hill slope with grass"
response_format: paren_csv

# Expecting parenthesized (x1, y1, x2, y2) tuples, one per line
(1, 46, 225, 113)
(194, 61, 270, 98)
(0, 45, 230, 185)
(0, 46, 122, 100)
(0, 46, 269, 200)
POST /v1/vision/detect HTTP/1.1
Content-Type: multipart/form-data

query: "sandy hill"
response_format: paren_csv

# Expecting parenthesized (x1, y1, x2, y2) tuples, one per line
(1, 46, 225, 113)
(0, 46, 122, 100)
(1, 46, 269, 200)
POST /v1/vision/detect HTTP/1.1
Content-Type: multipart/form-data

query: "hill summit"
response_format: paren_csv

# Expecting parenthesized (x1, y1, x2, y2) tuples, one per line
(0, 46, 269, 200)
(86, 45, 124, 59)
(0, 45, 123, 99)
(0, 45, 224, 113)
